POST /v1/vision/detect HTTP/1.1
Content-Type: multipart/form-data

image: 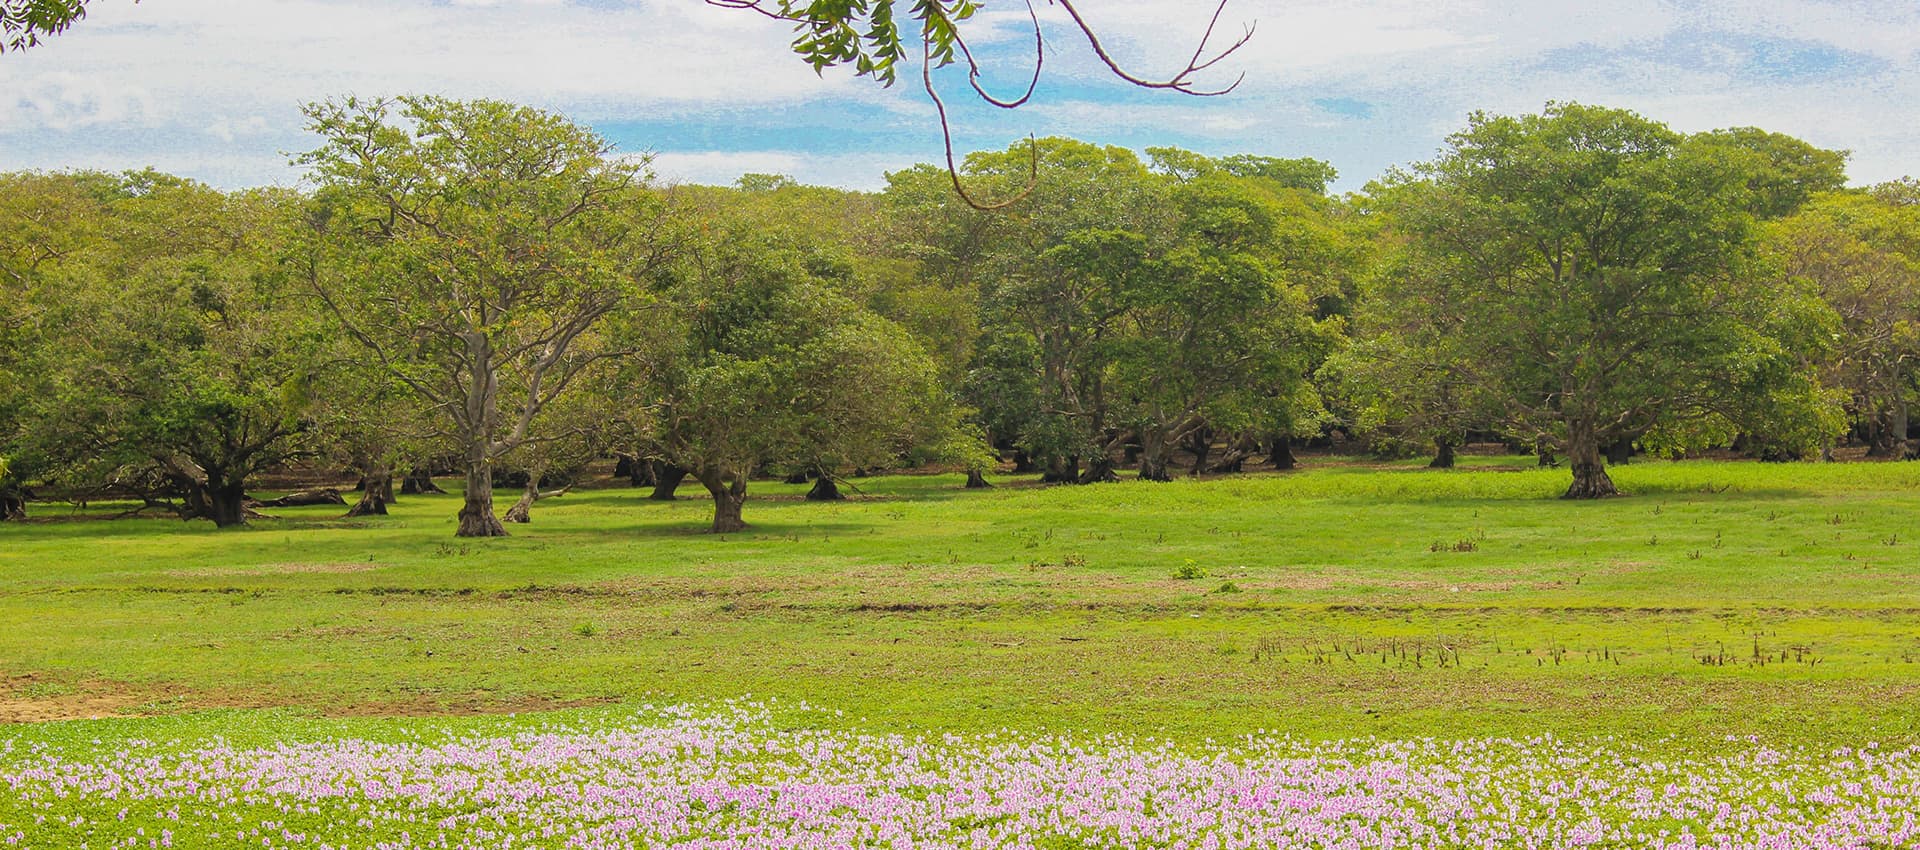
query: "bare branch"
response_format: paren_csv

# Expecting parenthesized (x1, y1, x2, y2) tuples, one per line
(1050, 0, 1251, 97)
(940, 0, 1044, 109)
(924, 33, 1038, 211)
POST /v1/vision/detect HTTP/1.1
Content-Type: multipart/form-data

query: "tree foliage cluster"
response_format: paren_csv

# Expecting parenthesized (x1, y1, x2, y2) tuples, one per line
(1, 99, 1910, 535)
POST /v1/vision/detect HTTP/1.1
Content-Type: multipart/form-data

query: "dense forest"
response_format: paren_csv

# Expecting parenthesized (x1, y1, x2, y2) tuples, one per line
(2, 97, 1916, 535)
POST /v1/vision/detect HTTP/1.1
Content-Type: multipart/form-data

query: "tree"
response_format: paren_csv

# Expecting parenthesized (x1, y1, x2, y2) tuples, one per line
(1328, 185, 1488, 468)
(299, 96, 673, 537)
(1146, 147, 1338, 194)
(0, 0, 109, 53)
(1773, 189, 1920, 457)
(0, 170, 114, 519)
(915, 139, 1165, 482)
(907, 139, 1337, 483)
(1694, 128, 1849, 221)
(1105, 174, 1329, 481)
(18, 174, 321, 526)
(1387, 103, 1841, 498)
(626, 219, 947, 533)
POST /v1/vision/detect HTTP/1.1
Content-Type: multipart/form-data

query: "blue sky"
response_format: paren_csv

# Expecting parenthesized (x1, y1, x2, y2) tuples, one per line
(2, 0, 1916, 192)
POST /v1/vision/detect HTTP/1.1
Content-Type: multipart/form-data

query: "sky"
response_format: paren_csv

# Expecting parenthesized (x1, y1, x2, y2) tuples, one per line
(2, 0, 1917, 193)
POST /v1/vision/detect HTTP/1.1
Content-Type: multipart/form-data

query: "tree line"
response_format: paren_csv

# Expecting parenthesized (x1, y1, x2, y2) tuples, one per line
(2, 98, 1916, 535)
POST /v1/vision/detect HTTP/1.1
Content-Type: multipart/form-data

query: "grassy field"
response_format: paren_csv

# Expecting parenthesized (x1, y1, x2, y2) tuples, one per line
(3, 455, 1918, 744)
(6, 455, 1920, 847)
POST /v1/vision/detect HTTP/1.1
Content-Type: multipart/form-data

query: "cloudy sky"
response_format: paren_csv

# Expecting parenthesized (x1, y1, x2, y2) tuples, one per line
(2, 0, 1916, 192)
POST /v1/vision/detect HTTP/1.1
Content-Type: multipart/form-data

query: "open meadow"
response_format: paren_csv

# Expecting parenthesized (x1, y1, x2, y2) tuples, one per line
(4, 457, 1920, 847)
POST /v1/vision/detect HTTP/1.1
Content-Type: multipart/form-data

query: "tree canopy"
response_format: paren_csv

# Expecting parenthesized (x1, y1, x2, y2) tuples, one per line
(1380, 103, 1842, 497)
(0, 99, 1902, 536)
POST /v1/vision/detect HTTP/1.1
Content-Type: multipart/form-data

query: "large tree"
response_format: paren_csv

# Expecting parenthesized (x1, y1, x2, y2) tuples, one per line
(0, 170, 113, 519)
(300, 96, 673, 537)
(14, 173, 322, 526)
(1773, 188, 1920, 457)
(1387, 103, 1840, 498)
(627, 219, 948, 533)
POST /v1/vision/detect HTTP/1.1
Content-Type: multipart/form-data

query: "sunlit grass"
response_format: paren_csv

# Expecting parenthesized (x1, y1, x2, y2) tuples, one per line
(1, 455, 1918, 745)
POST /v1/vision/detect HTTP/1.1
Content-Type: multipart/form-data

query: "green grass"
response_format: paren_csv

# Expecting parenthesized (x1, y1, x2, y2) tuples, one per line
(3, 456, 1920, 746)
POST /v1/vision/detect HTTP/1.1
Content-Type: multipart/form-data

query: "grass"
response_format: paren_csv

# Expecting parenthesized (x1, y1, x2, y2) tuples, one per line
(2, 455, 1919, 747)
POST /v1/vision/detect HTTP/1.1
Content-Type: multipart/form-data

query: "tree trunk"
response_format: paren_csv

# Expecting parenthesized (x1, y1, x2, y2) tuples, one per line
(1078, 456, 1119, 484)
(1012, 449, 1036, 474)
(253, 488, 347, 508)
(401, 467, 445, 495)
(614, 454, 657, 487)
(805, 474, 845, 501)
(1137, 430, 1173, 482)
(1429, 437, 1456, 469)
(784, 468, 814, 485)
(1268, 437, 1297, 471)
(0, 491, 26, 521)
(649, 461, 689, 501)
(1185, 427, 1212, 477)
(1536, 439, 1557, 467)
(964, 469, 992, 489)
(456, 456, 508, 537)
(1605, 438, 1634, 465)
(204, 478, 249, 528)
(503, 478, 540, 523)
(345, 486, 388, 517)
(1562, 423, 1619, 499)
(1889, 389, 1912, 459)
(346, 463, 390, 517)
(696, 466, 749, 533)
(1041, 455, 1079, 484)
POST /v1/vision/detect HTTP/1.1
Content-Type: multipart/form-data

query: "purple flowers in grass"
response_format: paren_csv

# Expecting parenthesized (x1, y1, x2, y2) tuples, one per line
(1, 702, 1916, 849)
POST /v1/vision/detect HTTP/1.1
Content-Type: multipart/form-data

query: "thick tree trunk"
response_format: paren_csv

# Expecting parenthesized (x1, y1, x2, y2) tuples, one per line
(1886, 391, 1912, 459)
(0, 491, 26, 521)
(401, 467, 446, 495)
(346, 461, 391, 517)
(805, 474, 845, 501)
(964, 469, 992, 489)
(1605, 438, 1634, 466)
(696, 466, 749, 533)
(1041, 455, 1079, 484)
(1429, 438, 1456, 469)
(456, 457, 508, 537)
(1268, 437, 1297, 471)
(614, 454, 656, 487)
(1011, 449, 1036, 474)
(649, 461, 689, 501)
(345, 487, 388, 517)
(1078, 456, 1119, 484)
(205, 478, 249, 528)
(1562, 423, 1619, 499)
(1137, 430, 1173, 482)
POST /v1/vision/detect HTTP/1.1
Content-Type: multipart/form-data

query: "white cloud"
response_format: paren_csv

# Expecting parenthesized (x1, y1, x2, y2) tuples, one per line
(0, 0, 1916, 192)
(0, 69, 159, 131)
